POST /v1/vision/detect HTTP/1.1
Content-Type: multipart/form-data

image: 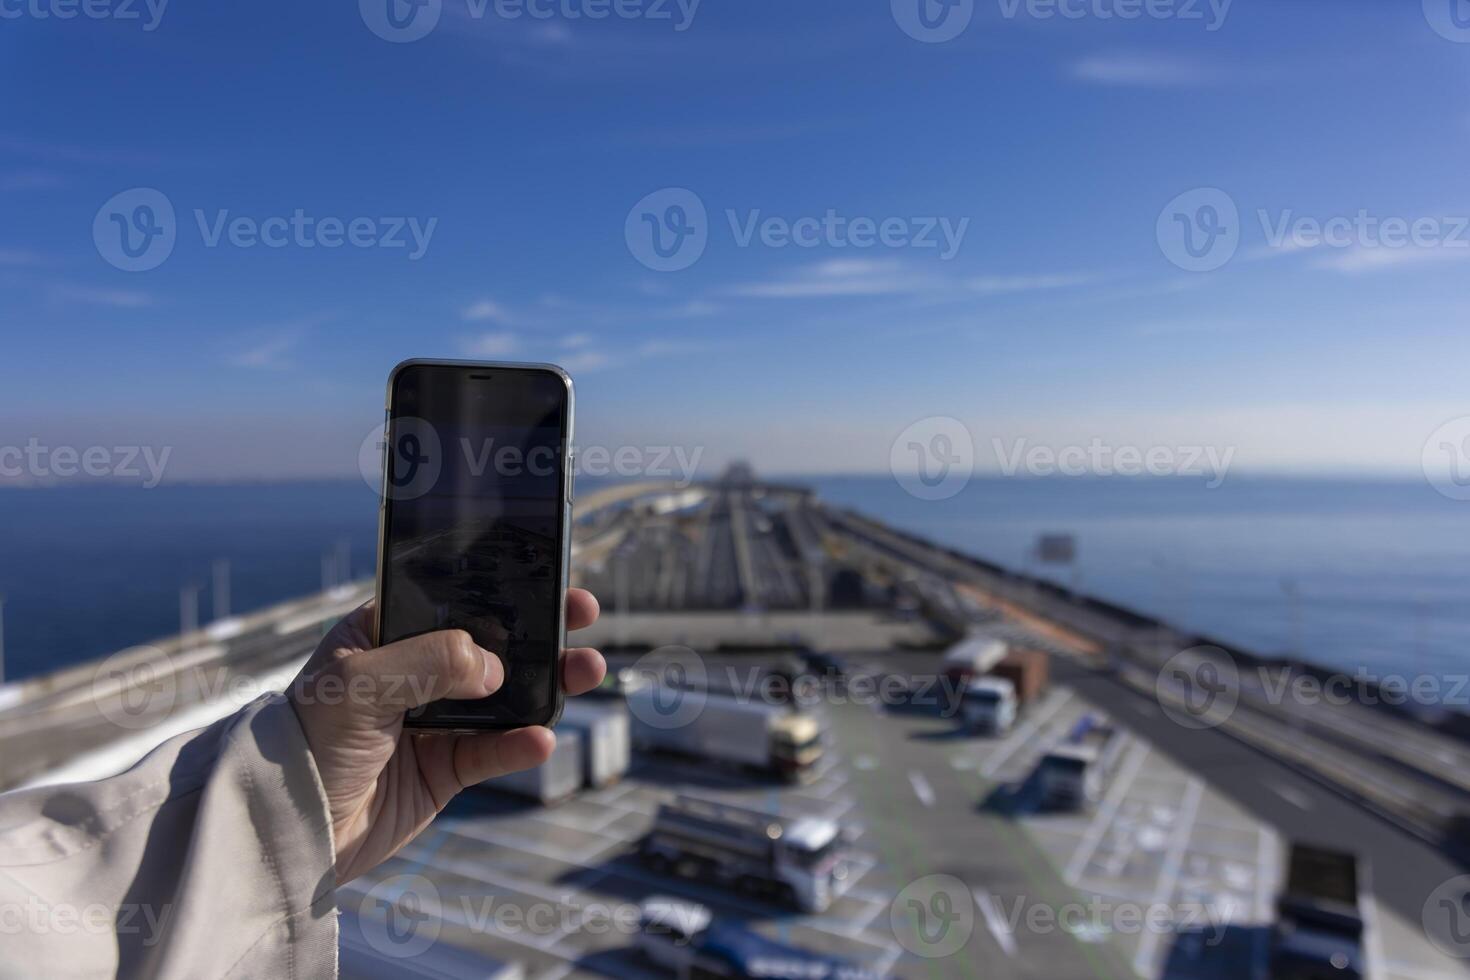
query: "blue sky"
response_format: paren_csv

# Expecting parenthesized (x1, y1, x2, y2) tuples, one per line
(4, 0, 1470, 482)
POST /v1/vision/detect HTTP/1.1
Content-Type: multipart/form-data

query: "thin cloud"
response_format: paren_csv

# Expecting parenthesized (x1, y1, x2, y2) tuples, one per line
(1071, 54, 1244, 87)
(47, 283, 152, 308)
(462, 299, 512, 323)
(968, 273, 1099, 294)
(463, 331, 519, 356)
(727, 259, 938, 299)
(1312, 245, 1470, 274)
(230, 335, 299, 370)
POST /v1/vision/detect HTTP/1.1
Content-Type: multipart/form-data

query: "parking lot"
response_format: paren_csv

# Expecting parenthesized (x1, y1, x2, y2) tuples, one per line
(342, 651, 1470, 980)
(343, 721, 904, 980)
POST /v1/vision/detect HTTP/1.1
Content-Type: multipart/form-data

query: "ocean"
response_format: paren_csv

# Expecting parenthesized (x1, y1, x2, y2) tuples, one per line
(1, 477, 1466, 685)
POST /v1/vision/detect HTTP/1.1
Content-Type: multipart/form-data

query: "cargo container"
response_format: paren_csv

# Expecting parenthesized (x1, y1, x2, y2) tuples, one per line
(640, 796, 851, 913)
(483, 727, 583, 804)
(961, 650, 1050, 735)
(558, 698, 631, 789)
(626, 685, 824, 782)
(1270, 844, 1366, 979)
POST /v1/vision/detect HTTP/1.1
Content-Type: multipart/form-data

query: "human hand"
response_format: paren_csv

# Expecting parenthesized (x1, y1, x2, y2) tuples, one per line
(288, 589, 604, 883)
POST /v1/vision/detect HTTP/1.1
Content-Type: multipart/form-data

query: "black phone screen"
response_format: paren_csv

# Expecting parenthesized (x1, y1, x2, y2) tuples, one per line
(378, 362, 570, 729)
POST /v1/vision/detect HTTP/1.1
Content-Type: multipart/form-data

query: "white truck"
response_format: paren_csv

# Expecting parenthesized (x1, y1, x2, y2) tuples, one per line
(1036, 715, 1121, 811)
(640, 796, 850, 913)
(626, 685, 824, 782)
(960, 650, 1050, 736)
(558, 698, 631, 790)
(483, 727, 583, 805)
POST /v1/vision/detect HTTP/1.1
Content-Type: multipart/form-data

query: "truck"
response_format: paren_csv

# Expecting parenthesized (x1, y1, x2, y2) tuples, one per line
(1270, 845, 1367, 980)
(636, 897, 887, 980)
(960, 649, 1050, 735)
(639, 795, 851, 913)
(1035, 714, 1121, 811)
(626, 685, 824, 782)
(938, 633, 1009, 713)
(557, 698, 631, 789)
(483, 728, 583, 805)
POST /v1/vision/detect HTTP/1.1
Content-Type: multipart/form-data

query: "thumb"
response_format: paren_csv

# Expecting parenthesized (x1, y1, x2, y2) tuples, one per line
(335, 629, 504, 719)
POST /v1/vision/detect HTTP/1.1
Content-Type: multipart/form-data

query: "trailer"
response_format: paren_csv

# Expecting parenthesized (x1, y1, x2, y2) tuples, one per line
(1270, 845, 1367, 980)
(483, 727, 583, 805)
(627, 685, 824, 782)
(1036, 714, 1121, 811)
(558, 698, 631, 789)
(940, 633, 1010, 685)
(640, 796, 850, 913)
(960, 650, 1050, 735)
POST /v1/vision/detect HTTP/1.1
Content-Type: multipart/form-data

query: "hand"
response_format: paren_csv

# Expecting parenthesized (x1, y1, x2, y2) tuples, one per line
(288, 589, 604, 884)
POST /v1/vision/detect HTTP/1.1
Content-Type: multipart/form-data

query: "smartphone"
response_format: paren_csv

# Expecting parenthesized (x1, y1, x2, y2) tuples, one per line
(373, 359, 574, 731)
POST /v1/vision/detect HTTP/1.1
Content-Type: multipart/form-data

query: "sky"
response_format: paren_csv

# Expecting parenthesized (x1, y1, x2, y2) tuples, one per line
(4, 0, 1470, 484)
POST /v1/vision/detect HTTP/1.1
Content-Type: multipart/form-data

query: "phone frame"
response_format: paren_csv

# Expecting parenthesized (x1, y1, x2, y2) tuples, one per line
(373, 357, 575, 732)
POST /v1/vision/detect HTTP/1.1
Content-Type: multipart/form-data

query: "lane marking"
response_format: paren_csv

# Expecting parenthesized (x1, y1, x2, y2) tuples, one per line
(980, 688, 1073, 779)
(1063, 741, 1149, 884)
(908, 770, 936, 807)
(1269, 781, 1314, 811)
(1131, 779, 1205, 977)
(974, 889, 1018, 957)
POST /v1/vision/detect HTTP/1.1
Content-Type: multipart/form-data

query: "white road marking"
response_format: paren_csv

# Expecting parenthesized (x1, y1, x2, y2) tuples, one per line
(1269, 781, 1314, 811)
(974, 889, 1019, 957)
(908, 770, 936, 807)
(1131, 779, 1205, 977)
(1063, 741, 1149, 884)
(981, 688, 1074, 779)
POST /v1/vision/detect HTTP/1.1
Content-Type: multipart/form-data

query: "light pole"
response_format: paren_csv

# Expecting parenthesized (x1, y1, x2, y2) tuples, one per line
(212, 559, 231, 621)
(180, 583, 201, 637)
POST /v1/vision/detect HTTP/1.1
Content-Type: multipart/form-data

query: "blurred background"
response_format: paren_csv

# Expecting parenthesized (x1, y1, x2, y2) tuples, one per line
(5, 2, 1470, 978)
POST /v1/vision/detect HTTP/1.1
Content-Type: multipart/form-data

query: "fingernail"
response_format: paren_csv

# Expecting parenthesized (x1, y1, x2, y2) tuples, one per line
(482, 648, 501, 692)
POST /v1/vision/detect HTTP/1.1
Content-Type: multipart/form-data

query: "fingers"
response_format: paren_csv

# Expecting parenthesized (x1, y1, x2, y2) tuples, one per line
(452, 727, 556, 787)
(338, 629, 503, 718)
(567, 588, 599, 631)
(561, 647, 606, 696)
